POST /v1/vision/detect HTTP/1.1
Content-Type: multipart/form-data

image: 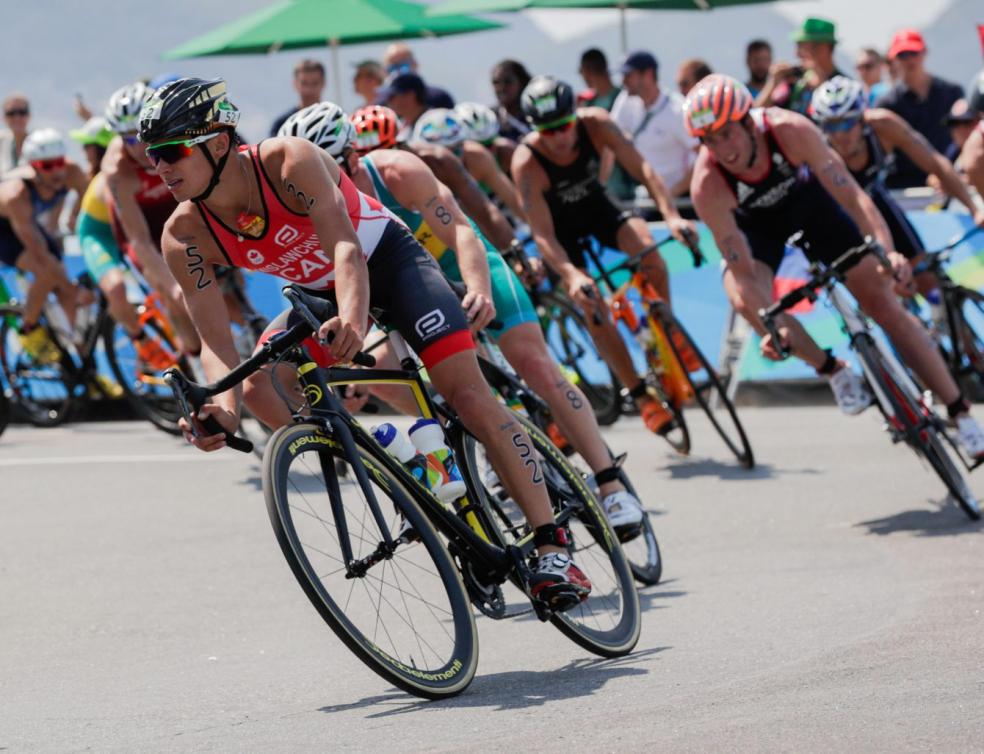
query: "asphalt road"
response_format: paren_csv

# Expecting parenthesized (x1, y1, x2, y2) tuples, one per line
(2, 407, 983, 753)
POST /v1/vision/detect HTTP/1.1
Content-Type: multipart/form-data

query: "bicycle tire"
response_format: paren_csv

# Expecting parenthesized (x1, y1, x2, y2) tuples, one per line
(950, 290, 984, 402)
(540, 293, 622, 426)
(451, 410, 641, 657)
(264, 421, 479, 699)
(102, 315, 184, 435)
(856, 335, 980, 520)
(642, 348, 692, 456)
(0, 378, 9, 438)
(0, 306, 73, 426)
(655, 302, 755, 468)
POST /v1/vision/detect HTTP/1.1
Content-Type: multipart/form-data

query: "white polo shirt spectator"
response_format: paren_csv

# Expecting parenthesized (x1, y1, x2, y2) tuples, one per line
(610, 51, 697, 197)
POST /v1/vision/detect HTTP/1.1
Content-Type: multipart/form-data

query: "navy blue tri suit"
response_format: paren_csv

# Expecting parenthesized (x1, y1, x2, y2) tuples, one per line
(0, 178, 64, 268)
(714, 109, 864, 274)
(846, 124, 924, 259)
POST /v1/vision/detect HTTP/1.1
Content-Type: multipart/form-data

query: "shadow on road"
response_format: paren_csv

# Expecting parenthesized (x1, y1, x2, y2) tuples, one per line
(317, 647, 668, 718)
(660, 457, 815, 481)
(856, 500, 984, 537)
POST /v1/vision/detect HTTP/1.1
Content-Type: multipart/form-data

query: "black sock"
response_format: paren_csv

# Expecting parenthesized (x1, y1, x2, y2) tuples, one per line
(946, 396, 968, 419)
(816, 350, 838, 376)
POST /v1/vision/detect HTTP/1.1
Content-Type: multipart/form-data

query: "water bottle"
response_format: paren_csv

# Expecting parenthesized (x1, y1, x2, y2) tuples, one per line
(371, 423, 445, 497)
(408, 418, 467, 503)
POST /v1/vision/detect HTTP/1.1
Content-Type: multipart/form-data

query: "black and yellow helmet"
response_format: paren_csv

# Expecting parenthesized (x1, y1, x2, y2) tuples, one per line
(139, 77, 240, 144)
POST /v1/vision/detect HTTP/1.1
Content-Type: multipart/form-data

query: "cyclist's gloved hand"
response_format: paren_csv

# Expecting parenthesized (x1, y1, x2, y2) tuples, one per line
(567, 270, 601, 314)
(319, 316, 366, 363)
(179, 403, 238, 453)
(462, 287, 496, 332)
(759, 325, 792, 362)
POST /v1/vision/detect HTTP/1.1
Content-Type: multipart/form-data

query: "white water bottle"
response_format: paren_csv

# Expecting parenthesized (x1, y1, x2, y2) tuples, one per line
(409, 418, 467, 503)
(371, 423, 444, 497)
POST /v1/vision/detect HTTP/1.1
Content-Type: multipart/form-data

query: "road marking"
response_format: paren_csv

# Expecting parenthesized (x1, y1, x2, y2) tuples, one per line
(0, 452, 247, 467)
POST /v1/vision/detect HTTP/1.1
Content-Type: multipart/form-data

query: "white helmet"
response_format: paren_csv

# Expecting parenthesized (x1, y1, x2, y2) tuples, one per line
(278, 101, 355, 162)
(22, 128, 67, 162)
(454, 102, 499, 144)
(810, 76, 866, 123)
(411, 108, 466, 148)
(106, 81, 154, 134)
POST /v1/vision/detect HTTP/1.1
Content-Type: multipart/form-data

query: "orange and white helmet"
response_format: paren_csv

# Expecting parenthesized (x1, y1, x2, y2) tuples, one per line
(684, 74, 754, 138)
(349, 105, 399, 154)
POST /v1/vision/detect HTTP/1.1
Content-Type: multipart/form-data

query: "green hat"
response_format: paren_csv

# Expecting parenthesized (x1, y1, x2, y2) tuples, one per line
(791, 17, 837, 44)
(70, 116, 114, 148)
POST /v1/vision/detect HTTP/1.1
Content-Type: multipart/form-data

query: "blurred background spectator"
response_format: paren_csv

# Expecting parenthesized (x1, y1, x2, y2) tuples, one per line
(676, 58, 713, 96)
(744, 39, 772, 98)
(269, 59, 326, 136)
(608, 50, 696, 201)
(945, 99, 980, 163)
(490, 59, 532, 142)
(353, 60, 385, 107)
(577, 47, 620, 110)
(855, 47, 889, 106)
(378, 72, 430, 136)
(875, 28, 964, 188)
(757, 17, 843, 114)
(382, 42, 454, 108)
(1, 92, 31, 176)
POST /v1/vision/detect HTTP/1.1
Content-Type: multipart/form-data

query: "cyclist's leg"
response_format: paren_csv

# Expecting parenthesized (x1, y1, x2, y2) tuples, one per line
(12, 239, 73, 328)
(871, 185, 937, 296)
(80, 214, 140, 334)
(845, 255, 961, 404)
(614, 215, 670, 303)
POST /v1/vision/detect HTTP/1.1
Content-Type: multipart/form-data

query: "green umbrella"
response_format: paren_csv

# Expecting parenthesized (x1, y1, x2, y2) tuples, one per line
(427, 0, 782, 53)
(163, 0, 503, 103)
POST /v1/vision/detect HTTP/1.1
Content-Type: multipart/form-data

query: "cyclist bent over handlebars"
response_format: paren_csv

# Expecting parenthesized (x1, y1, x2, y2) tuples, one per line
(140, 77, 592, 609)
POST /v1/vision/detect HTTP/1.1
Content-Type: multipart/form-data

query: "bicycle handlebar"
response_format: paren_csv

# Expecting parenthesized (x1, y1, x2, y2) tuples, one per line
(164, 284, 380, 453)
(912, 225, 983, 275)
(757, 238, 881, 359)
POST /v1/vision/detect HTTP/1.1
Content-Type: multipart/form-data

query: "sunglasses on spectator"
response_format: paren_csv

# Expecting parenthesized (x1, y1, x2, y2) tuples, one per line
(4, 108, 29, 117)
(492, 77, 518, 86)
(895, 50, 921, 60)
(31, 157, 66, 172)
(535, 114, 576, 136)
(386, 62, 413, 75)
(145, 132, 221, 166)
(821, 117, 860, 133)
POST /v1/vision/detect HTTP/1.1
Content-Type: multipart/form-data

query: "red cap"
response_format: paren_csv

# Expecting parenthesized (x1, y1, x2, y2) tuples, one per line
(888, 29, 926, 59)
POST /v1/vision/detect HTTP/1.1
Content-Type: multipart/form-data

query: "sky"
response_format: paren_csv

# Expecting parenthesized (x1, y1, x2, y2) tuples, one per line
(1, 0, 981, 160)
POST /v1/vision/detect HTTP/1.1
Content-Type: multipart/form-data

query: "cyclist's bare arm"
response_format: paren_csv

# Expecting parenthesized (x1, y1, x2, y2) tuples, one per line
(3, 185, 65, 270)
(411, 143, 515, 249)
(583, 108, 681, 223)
(162, 209, 239, 422)
(380, 150, 493, 324)
(271, 137, 370, 361)
(963, 128, 984, 200)
(103, 144, 160, 266)
(463, 141, 528, 223)
(772, 111, 893, 251)
(870, 109, 983, 221)
(64, 162, 90, 233)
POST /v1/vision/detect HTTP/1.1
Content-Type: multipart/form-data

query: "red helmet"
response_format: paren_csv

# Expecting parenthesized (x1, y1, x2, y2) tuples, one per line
(684, 74, 754, 138)
(349, 105, 399, 154)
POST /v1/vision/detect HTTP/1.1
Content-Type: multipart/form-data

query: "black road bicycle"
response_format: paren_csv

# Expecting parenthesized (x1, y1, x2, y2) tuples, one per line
(166, 285, 641, 699)
(761, 239, 980, 520)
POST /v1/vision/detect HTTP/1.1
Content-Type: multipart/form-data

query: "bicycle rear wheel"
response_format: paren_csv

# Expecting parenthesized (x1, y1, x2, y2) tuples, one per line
(264, 421, 479, 699)
(540, 293, 622, 426)
(0, 306, 73, 426)
(452, 412, 641, 657)
(103, 315, 184, 434)
(856, 335, 980, 520)
(655, 302, 755, 468)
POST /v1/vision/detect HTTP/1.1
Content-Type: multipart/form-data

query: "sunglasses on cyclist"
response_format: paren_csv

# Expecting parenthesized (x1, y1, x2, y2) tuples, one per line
(535, 115, 576, 136)
(145, 132, 221, 166)
(31, 157, 66, 172)
(821, 117, 860, 133)
(122, 133, 141, 146)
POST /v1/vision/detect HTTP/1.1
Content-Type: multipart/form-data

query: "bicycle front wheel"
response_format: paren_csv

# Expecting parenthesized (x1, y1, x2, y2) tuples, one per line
(264, 421, 479, 699)
(0, 306, 73, 426)
(857, 335, 980, 520)
(453, 411, 641, 657)
(656, 303, 755, 468)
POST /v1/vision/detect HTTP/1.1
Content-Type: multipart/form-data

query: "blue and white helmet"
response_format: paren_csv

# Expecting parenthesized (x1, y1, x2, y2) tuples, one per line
(278, 101, 355, 162)
(454, 102, 499, 144)
(811, 76, 866, 123)
(411, 108, 465, 148)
